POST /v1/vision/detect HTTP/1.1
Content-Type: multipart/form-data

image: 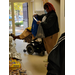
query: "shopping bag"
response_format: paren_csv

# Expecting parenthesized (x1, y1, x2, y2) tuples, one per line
(31, 17, 38, 37)
(35, 23, 45, 38)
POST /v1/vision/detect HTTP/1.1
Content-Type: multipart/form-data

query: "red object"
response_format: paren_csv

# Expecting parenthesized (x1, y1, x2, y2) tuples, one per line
(44, 2, 55, 12)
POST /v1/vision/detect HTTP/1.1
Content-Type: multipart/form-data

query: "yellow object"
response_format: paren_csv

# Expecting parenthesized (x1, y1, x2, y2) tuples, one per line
(27, 27, 32, 31)
(19, 28, 32, 39)
(9, 58, 21, 70)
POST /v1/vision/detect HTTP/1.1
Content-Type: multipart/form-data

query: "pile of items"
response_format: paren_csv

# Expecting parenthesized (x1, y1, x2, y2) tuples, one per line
(9, 36, 27, 75)
(9, 36, 22, 61)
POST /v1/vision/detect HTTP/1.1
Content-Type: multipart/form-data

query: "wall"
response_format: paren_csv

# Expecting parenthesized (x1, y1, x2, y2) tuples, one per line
(60, 0, 65, 35)
(28, 1, 33, 27)
(33, 0, 45, 15)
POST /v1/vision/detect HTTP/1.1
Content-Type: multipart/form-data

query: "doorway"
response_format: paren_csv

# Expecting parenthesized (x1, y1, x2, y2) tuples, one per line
(9, 2, 29, 36)
(14, 2, 28, 35)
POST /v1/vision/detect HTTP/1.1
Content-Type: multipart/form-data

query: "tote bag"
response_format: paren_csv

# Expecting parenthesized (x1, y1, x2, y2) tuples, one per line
(31, 17, 38, 37)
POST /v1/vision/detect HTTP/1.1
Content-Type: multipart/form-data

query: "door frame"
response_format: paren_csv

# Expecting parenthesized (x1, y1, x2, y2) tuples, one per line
(9, 0, 31, 35)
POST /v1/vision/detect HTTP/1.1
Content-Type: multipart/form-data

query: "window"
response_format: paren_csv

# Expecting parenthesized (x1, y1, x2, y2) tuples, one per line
(9, 2, 29, 35)
(14, 2, 24, 35)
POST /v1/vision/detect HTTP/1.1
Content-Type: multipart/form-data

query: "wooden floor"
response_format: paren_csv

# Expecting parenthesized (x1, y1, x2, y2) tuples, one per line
(15, 39, 48, 75)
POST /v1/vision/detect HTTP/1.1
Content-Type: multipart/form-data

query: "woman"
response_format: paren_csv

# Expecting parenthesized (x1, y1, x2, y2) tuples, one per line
(34, 2, 59, 54)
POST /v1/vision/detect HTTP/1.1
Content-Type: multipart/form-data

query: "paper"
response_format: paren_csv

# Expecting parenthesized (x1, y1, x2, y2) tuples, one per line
(33, 17, 38, 22)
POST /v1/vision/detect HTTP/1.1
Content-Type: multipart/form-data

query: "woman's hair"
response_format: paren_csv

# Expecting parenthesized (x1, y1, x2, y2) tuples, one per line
(44, 2, 55, 12)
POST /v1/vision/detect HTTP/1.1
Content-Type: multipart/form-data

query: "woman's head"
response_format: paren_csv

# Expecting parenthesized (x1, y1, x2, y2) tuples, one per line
(44, 2, 55, 13)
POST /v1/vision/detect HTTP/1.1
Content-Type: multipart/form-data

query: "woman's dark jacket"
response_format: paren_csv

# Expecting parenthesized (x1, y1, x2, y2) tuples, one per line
(37, 11, 59, 37)
(47, 33, 65, 75)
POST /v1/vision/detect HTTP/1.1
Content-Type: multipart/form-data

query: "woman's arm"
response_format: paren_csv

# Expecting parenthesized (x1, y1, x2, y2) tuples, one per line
(37, 14, 46, 21)
(41, 13, 57, 29)
(33, 14, 46, 21)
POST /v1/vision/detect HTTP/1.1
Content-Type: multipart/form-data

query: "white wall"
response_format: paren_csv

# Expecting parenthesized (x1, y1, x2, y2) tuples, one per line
(60, 0, 65, 35)
(33, 0, 45, 15)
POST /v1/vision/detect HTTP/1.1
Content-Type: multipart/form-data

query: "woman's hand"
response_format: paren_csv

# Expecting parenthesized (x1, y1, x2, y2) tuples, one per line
(33, 14, 41, 24)
(37, 21, 41, 24)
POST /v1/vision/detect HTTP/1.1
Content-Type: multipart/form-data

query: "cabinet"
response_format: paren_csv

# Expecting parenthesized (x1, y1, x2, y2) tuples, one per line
(34, 0, 44, 11)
